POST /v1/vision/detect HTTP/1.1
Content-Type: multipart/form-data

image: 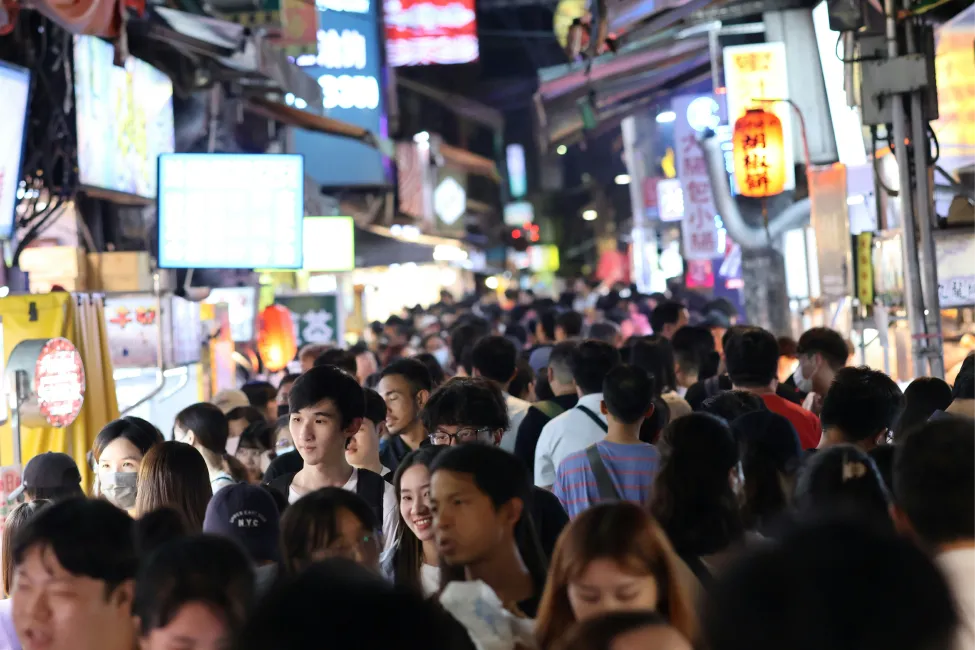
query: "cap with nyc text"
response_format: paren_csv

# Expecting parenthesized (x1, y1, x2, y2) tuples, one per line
(8, 452, 83, 502)
(203, 483, 281, 564)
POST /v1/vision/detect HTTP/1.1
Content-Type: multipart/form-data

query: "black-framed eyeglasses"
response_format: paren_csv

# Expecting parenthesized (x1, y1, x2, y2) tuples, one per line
(429, 427, 492, 445)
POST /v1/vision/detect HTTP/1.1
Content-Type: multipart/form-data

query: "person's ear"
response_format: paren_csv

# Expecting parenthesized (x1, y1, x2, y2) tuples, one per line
(499, 497, 524, 530)
(492, 430, 504, 446)
(600, 400, 608, 415)
(645, 403, 655, 419)
(184, 431, 196, 447)
(547, 366, 555, 383)
(416, 389, 431, 410)
(112, 579, 135, 613)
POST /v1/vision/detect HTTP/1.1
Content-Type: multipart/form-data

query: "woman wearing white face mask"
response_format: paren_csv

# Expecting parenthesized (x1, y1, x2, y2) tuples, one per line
(92, 417, 165, 514)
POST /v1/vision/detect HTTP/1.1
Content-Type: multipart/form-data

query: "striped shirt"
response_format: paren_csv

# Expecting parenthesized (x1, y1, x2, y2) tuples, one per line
(554, 440, 661, 518)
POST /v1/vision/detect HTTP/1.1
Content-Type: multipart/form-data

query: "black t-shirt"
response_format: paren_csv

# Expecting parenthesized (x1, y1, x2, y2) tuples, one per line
(264, 450, 303, 482)
(516, 593, 541, 619)
(528, 486, 568, 561)
(379, 435, 430, 475)
(514, 394, 579, 474)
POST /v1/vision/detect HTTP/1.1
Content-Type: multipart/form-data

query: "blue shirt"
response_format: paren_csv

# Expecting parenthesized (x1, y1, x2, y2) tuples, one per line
(554, 440, 661, 518)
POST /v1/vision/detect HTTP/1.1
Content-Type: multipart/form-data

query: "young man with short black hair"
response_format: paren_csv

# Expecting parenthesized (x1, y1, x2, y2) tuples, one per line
(893, 417, 975, 650)
(724, 327, 821, 449)
(430, 444, 549, 618)
(650, 301, 688, 340)
(789, 326, 850, 396)
(471, 335, 531, 451)
(267, 365, 399, 553)
(554, 311, 584, 341)
(347, 387, 392, 479)
(424, 377, 569, 562)
(242, 380, 278, 423)
(554, 364, 661, 517)
(314, 348, 358, 376)
(515, 340, 580, 473)
(819, 366, 904, 451)
(11, 498, 137, 650)
(377, 358, 433, 473)
(535, 340, 622, 488)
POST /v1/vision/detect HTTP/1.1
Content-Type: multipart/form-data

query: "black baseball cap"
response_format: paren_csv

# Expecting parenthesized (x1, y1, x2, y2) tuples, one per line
(203, 483, 281, 564)
(8, 452, 83, 501)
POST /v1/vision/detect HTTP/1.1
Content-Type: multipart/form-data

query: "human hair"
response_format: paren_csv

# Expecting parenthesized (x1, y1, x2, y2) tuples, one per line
(298, 344, 330, 364)
(391, 446, 447, 593)
(235, 559, 475, 650)
(869, 444, 896, 494)
(242, 380, 277, 407)
(796, 327, 849, 370)
(449, 323, 485, 375)
(238, 421, 271, 453)
(362, 388, 387, 426)
(570, 340, 623, 395)
(553, 612, 673, 650)
(703, 518, 958, 650)
(730, 411, 802, 534)
(894, 377, 953, 440)
(820, 366, 904, 444)
(314, 348, 358, 375)
(650, 414, 744, 557)
(135, 441, 213, 533)
(508, 359, 535, 400)
(602, 364, 655, 424)
(794, 444, 891, 527)
(134, 535, 255, 638)
(952, 353, 974, 400)
(421, 377, 509, 433)
(549, 340, 579, 385)
(288, 365, 365, 429)
(380, 358, 434, 394)
(628, 337, 677, 395)
(471, 335, 519, 385)
(777, 336, 798, 358)
(13, 497, 137, 596)
(3, 500, 50, 595)
(226, 406, 267, 428)
(535, 503, 697, 650)
(412, 352, 447, 388)
(700, 390, 766, 423)
(556, 311, 584, 338)
(538, 309, 558, 340)
(672, 325, 719, 380)
(175, 402, 230, 456)
(893, 417, 974, 546)
(430, 445, 548, 593)
(650, 301, 685, 334)
(92, 417, 164, 464)
(134, 507, 189, 558)
(278, 373, 300, 391)
(587, 321, 621, 345)
(724, 327, 779, 388)
(280, 487, 378, 574)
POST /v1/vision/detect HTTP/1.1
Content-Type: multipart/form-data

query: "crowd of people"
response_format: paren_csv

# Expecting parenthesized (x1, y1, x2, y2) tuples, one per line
(0, 288, 973, 650)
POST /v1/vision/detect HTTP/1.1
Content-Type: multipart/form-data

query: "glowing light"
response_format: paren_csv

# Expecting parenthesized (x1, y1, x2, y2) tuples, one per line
(556, 145, 568, 155)
(655, 111, 676, 124)
(485, 276, 499, 290)
(614, 174, 631, 185)
(582, 209, 598, 221)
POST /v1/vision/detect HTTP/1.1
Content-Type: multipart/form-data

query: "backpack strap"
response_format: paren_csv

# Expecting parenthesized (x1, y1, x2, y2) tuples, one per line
(355, 469, 385, 527)
(576, 405, 609, 433)
(266, 472, 296, 502)
(585, 445, 620, 501)
(534, 400, 566, 420)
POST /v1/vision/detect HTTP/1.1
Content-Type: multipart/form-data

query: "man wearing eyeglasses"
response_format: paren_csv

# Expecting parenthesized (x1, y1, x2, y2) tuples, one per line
(422, 377, 569, 560)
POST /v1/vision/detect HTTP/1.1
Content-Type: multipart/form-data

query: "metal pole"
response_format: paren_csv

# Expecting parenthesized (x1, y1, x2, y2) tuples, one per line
(621, 116, 654, 293)
(885, 0, 929, 377)
(11, 370, 28, 467)
(905, 16, 945, 378)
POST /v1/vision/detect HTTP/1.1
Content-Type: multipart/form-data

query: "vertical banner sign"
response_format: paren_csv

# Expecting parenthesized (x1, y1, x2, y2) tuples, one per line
(506, 144, 527, 199)
(275, 294, 343, 347)
(673, 94, 721, 261)
(856, 232, 874, 306)
(723, 42, 795, 191)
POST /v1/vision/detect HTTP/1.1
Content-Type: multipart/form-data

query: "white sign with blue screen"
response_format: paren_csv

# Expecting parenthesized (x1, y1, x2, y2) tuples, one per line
(157, 154, 304, 269)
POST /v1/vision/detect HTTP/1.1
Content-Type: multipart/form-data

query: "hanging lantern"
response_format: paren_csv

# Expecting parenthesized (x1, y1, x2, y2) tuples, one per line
(732, 108, 786, 198)
(256, 305, 298, 373)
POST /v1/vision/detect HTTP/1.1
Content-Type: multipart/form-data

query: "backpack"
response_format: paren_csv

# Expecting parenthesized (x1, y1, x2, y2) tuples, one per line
(267, 469, 385, 524)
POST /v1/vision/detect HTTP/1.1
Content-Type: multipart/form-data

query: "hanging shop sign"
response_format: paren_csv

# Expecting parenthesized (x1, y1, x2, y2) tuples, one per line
(385, 0, 478, 66)
(0, 61, 30, 241)
(723, 42, 795, 191)
(272, 0, 321, 57)
(656, 178, 684, 222)
(6, 338, 86, 428)
(935, 233, 975, 307)
(275, 293, 344, 347)
(204, 287, 259, 343)
(104, 294, 202, 369)
(434, 173, 466, 227)
(293, 0, 388, 187)
(732, 108, 787, 198)
(672, 94, 721, 261)
(303, 216, 356, 272)
(809, 164, 852, 302)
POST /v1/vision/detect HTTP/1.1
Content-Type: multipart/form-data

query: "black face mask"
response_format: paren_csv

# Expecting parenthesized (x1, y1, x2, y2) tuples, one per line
(278, 403, 290, 417)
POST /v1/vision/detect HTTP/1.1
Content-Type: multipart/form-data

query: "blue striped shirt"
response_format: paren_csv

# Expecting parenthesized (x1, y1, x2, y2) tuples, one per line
(554, 441, 661, 518)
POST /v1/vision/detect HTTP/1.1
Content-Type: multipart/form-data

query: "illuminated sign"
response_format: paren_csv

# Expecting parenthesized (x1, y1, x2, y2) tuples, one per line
(686, 96, 720, 133)
(434, 176, 466, 225)
(293, 0, 387, 187)
(506, 143, 527, 199)
(385, 0, 479, 66)
(673, 94, 721, 261)
(656, 178, 684, 222)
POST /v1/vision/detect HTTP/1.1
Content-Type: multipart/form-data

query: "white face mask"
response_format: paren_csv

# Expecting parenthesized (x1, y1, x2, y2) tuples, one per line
(432, 347, 450, 368)
(100, 471, 138, 510)
(226, 436, 241, 456)
(276, 444, 296, 456)
(793, 362, 814, 393)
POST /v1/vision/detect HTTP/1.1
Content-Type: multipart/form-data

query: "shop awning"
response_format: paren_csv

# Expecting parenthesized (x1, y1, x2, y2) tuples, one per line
(247, 96, 392, 152)
(440, 143, 500, 181)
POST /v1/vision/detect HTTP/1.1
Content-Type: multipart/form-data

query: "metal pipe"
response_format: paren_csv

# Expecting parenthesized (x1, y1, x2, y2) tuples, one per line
(885, 0, 928, 377)
(701, 133, 812, 250)
(906, 18, 945, 378)
(120, 272, 167, 416)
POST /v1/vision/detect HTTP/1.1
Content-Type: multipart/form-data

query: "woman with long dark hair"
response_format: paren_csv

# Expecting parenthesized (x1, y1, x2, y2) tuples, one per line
(174, 403, 247, 492)
(91, 416, 164, 513)
(135, 441, 213, 532)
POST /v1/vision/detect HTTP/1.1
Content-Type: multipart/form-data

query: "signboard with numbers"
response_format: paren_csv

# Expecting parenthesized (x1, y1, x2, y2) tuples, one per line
(673, 94, 721, 261)
(274, 293, 344, 348)
(936, 234, 975, 307)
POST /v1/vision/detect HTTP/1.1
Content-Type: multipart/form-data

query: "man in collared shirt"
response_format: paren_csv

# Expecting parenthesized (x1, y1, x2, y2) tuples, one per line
(471, 336, 531, 453)
(515, 340, 579, 474)
(534, 340, 622, 489)
(377, 359, 433, 473)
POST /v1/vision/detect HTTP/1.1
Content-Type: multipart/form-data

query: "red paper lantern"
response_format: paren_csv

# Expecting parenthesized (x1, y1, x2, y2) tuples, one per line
(257, 305, 297, 372)
(732, 108, 786, 198)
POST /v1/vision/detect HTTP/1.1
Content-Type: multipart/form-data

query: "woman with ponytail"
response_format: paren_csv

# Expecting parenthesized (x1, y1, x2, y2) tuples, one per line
(174, 403, 247, 494)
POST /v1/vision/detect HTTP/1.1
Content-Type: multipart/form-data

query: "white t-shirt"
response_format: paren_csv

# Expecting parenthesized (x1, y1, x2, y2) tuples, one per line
(501, 393, 532, 452)
(288, 468, 400, 554)
(210, 470, 235, 495)
(534, 393, 608, 487)
(421, 563, 441, 597)
(936, 547, 975, 650)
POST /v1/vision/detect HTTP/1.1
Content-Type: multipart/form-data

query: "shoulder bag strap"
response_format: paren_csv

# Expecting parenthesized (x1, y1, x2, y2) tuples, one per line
(534, 400, 566, 420)
(576, 405, 609, 433)
(585, 445, 621, 501)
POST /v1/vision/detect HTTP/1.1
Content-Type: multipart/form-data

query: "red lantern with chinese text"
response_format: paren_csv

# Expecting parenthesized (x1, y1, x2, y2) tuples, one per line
(256, 305, 297, 372)
(732, 108, 786, 198)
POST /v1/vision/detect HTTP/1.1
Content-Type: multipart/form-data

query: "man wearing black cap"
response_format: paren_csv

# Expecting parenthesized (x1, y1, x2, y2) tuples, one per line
(8, 452, 84, 503)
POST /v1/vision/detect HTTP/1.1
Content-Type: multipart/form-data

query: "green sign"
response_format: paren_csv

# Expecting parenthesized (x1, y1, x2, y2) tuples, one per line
(275, 293, 342, 347)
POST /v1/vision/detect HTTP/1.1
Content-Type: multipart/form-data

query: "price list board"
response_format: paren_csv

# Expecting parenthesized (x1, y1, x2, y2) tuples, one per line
(157, 154, 304, 269)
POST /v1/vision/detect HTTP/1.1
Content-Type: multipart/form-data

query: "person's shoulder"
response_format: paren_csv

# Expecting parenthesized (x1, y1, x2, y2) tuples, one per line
(555, 448, 589, 473)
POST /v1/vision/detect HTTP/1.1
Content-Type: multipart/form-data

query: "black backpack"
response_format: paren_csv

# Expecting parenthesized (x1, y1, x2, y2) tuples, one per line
(267, 469, 385, 524)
